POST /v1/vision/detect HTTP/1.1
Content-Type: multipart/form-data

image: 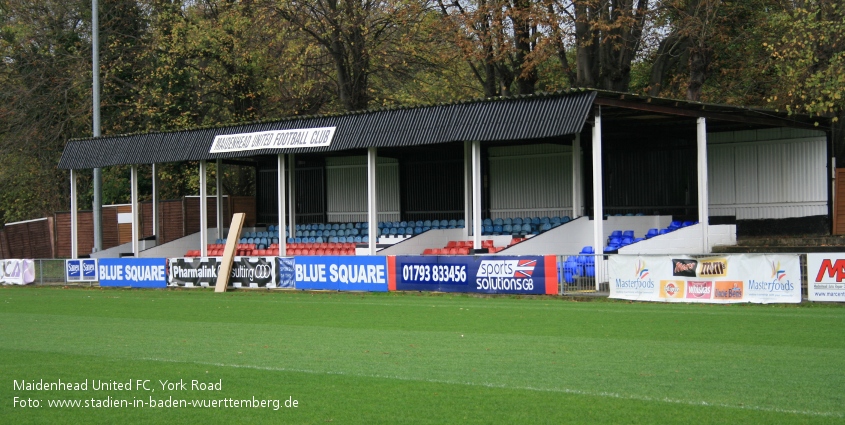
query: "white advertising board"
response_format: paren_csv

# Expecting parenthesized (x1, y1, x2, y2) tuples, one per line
(609, 254, 801, 304)
(807, 253, 845, 302)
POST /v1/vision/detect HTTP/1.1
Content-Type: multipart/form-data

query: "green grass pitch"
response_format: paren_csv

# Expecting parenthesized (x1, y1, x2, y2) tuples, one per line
(1, 286, 843, 424)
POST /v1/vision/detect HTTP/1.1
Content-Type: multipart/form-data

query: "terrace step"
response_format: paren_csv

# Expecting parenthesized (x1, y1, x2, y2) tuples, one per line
(712, 235, 845, 253)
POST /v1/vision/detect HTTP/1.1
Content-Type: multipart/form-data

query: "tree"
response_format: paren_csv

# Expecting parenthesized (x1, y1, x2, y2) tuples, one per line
(266, 0, 443, 111)
(765, 0, 844, 140)
(0, 0, 91, 224)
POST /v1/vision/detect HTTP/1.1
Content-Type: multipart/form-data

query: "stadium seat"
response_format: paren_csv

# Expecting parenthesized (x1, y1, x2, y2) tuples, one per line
(645, 228, 658, 238)
(622, 230, 634, 238)
(513, 217, 523, 225)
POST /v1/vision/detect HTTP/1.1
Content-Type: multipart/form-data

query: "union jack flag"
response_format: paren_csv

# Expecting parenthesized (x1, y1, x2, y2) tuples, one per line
(513, 259, 536, 278)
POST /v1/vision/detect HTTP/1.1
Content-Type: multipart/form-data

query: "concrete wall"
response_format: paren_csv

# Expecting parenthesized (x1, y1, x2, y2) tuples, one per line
(500, 216, 673, 256)
(617, 224, 736, 255)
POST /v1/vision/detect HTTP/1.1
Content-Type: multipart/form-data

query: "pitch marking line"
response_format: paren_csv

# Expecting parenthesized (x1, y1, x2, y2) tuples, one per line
(142, 357, 841, 418)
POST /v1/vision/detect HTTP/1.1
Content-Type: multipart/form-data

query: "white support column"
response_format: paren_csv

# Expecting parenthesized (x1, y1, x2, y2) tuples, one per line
(463, 141, 473, 238)
(572, 133, 582, 219)
(216, 159, 224, 241)
(70, 170, 78, 259)
(697, 117, 709, 253)
(367, 147, 378, 255)
(199, 160, 208, 257)
(288, 154, 296, 242)
(277, 154, 287, 256)
(591, 107, 604, 289)
(152, 163, 159, 243)
(472, 140, 482, 250)
(130, 164, 139, 257)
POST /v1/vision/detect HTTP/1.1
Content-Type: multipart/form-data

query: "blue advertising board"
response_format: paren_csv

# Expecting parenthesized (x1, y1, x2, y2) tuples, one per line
(66, 259, 98, 282)
(390, 255, 557, 295)
(98, 258, 167, 288)
(277, 257, 295, 288)
(294, 256, 388, 292)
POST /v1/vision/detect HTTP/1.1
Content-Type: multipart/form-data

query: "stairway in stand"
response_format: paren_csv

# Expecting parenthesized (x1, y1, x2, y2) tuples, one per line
(713, 235, 845, 253)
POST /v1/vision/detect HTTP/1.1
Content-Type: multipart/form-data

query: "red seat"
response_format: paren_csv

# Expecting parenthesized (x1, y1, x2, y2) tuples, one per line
(423, 248, 434, 255)
(446, 241, 457, 248)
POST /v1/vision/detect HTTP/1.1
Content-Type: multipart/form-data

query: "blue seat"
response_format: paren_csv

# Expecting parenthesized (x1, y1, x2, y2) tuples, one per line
(493, 218, 503, 225)
(551, 216, 561, 224)
(338, 236, 346, 243)
(389, 228, 397, 235)
(669, 220, 682, 229)
(623, 230, 634, 238)
(503, 224, 513, 233)
(483, 225, 493, 235)
(521, 223, 532, 234)
(540, 223, 551, 232)
(308, 237, 316, 243)
(449, 219, 457, 227)
(423, 220, 432, 227)
(580, 246, 594, 254)
(315, 236, 323, 243)
(604, 245, 619, 253)
(683, 220, 695, 227)
(362, 222, 368, 229)
(634, 237, 644, 243)
(610, 230, 622, 238)
(621, 237, 633, 246)
(503, 217, 512, 225)
(493, 225, 503, 234)
(513, 217, 523, 225)
(609, 236, 621, 246)
(362, 228, 369, 235)
(531, 217, 540, 225)
(483, 218, 493, 226)
(645, 228, 659, 238)
(659, 229, 670, 235)
(541, 216, 550, 224)
(287, 237, 295, 243)
(561, 216, 571, 223)
(294, 237, 302, 243)
(329, 237, 338, 243)
(415, 226, 423, 234)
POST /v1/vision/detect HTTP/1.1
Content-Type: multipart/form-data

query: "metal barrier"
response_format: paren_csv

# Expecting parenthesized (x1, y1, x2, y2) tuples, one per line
(31, 259, 94, 287)
(557, 254, 609, 295)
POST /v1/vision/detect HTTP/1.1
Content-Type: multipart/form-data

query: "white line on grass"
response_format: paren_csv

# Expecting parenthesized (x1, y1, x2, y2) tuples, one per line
(141, 357, 841, 418)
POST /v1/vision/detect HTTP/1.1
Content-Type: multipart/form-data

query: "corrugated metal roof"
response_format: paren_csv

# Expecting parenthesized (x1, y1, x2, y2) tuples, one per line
(58, 91, 597, 169)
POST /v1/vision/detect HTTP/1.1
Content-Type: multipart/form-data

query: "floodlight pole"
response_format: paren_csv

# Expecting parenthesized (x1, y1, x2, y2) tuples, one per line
(591, 106, 604, 289)
(277, 154, 287, 256)
(472, 140, 482, 250)
(464, 141, 473, 238)
(572, 133, 582, 218)
(70, 169, 79, 259)
(152, 163, 159, 243)
(92, 0, 102, 253)
(130, 164, 139, 257)
(367, 147, 378, 255)
(200, 160, 208, 257)
(216, 158, 224, 240)
(288, 154, 296, 243)
(697, 118, 709, 253)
